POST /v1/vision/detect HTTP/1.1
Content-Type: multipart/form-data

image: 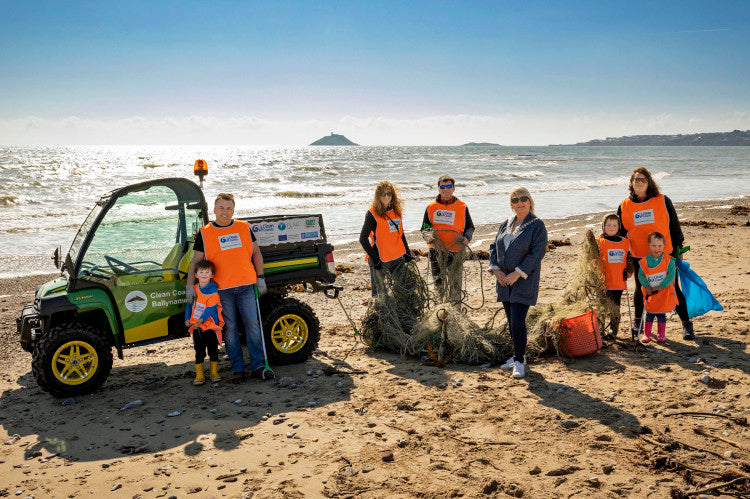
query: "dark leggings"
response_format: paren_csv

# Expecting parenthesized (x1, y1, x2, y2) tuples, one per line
(193, 328, 219, 363)
(606, 289, 623, 326)
(502, 301, 530, 362)
(632, 257, 688, 322)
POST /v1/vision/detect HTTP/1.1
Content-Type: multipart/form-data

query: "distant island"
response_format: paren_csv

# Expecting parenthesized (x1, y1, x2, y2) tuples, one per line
(462, 142, 500, 146)
(570, 130, 750, 146)
(310, 133, 359, 146)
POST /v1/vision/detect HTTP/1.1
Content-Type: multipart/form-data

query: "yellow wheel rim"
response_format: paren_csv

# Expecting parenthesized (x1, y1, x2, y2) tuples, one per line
(51, 341, 99, 385)
(270, 314, 308, 354)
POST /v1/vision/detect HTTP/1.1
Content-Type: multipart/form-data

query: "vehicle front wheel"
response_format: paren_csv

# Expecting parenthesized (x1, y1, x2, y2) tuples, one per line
(261, 297, 320, 365)
(32, 323, 113, 397)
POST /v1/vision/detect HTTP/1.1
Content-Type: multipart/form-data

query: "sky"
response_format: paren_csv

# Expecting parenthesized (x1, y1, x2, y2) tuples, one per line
(1, 0, 749, 145)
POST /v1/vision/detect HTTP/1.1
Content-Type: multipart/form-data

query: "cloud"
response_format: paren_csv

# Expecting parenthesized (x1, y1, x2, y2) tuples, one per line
(1, 112, 748, 146)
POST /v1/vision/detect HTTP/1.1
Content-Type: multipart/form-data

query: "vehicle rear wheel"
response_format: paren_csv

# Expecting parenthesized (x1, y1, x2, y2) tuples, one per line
(32, 323, 113, 397)
(261, 297, 320, 365)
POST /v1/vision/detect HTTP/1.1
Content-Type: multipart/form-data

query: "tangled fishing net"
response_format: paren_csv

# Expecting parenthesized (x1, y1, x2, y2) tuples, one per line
(359, 228, 617, 364)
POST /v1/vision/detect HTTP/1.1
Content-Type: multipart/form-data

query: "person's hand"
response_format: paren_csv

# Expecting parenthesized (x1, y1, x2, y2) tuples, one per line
(503, 271, 521, 286)
(373, 260, 383, 271)
(185, 285, 196, 304)
(195, 318, 203, 326)
(256, 276, 267, 295)
(184, 320, 191, 328)
(490, 269, 507, 285)
(403, 252, 414, 263)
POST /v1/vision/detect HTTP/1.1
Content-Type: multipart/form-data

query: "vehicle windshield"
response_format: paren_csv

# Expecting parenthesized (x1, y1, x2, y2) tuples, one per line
(76, 184, 203, 282)
(68, 198, 107, 273)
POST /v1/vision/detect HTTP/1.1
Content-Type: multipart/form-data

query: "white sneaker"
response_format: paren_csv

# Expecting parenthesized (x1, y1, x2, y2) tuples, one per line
(500, 356, 515, 371)
(511, 361, 526, 379)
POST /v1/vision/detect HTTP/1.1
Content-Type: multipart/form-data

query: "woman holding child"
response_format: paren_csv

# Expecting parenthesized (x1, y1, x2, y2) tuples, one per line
(618, 167, 694, 340)
(488, 187, 547, 379)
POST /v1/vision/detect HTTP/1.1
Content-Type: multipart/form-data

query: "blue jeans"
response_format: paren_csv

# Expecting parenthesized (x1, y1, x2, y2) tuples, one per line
(219, 285, 265, 373)
(645, 312, 667, 324)
(502, 301, 530, 362)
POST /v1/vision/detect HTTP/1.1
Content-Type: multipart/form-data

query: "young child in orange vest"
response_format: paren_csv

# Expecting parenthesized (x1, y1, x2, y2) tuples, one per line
(595, 214, 633, 339)
(184, 260, 224, 385)
(638, 232, 678, 343)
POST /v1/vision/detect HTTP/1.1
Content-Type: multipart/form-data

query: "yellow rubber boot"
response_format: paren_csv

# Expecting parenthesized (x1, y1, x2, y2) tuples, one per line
(209, 361, 221, 382)
(193, 363, 206, 386)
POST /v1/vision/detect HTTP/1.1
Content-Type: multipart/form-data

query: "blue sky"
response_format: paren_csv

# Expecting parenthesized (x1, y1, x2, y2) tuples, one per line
(1, 1, 749, 145)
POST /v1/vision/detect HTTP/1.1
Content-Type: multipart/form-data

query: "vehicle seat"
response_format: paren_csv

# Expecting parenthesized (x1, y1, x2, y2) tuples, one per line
(162, 243, 184, 281)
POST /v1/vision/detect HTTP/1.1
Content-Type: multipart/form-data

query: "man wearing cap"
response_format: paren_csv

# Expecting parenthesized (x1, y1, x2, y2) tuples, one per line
(422, 175, 475, 301)
(186, 193, 272, 383)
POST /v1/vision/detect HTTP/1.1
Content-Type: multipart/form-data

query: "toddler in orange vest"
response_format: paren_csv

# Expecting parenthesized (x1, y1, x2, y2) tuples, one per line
(594, 214, 633, 339)
(184, 260, 224, 385)
(638, 232, 678, 343)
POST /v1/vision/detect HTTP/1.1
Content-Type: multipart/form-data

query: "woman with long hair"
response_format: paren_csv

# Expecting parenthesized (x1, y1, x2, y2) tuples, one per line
(617, 167, 694, 340)
(359, 181, 413, 296)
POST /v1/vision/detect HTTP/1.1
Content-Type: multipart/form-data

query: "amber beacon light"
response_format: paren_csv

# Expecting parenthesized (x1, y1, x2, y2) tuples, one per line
(194, 159, 208, 188)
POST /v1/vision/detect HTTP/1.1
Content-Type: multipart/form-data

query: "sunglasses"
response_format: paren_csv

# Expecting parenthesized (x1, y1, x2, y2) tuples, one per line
(439, 184, 453, 189)
(632, 177, 648, 184)
(511, 196, 529, 204)
(381, 191, 393, 196)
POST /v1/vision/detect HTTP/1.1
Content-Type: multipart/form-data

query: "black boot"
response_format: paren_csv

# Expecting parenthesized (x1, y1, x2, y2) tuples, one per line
(682, 320, 695, 340)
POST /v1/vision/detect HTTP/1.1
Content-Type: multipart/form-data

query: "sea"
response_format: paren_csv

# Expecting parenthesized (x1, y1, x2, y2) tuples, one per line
(1, 145, 748, 278)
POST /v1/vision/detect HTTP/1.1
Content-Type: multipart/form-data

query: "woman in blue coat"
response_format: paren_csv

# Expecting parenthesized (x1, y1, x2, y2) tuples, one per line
(488, 187, 548, 379)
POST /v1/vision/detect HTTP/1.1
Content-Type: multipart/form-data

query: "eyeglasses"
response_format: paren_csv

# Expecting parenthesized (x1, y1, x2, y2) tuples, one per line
(439, 184, 453, 189)
(511, 196, 529, 204)
(633, 177, 648, 184)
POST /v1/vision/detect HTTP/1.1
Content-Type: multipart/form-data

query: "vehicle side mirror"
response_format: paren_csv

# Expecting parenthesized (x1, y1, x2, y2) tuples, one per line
(52, 246, 61, 269)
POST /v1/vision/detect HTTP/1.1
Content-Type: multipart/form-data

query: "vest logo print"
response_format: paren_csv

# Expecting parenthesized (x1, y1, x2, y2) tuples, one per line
(647, 271, 666, 287)
(191, 302, 206, 320)
(634, 209, 655, 226)
(218, 233, 243, 250)
(388, 218, 401, 232)
(433, 209, 456, 225)
(607, 249, 625, 263)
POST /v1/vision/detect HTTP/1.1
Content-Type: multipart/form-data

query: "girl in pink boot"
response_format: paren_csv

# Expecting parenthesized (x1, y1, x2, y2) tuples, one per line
(638, 232, 678, 343)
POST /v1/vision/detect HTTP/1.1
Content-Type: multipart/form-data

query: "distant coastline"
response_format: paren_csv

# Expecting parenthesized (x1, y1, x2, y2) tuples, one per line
(565, 129, 750, 146)
(462, 142, 500, 146)
(310, 133, 358, 146)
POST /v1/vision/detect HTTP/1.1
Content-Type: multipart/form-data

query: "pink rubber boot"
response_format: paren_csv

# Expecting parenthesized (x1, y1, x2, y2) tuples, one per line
(656, 322, 666, 343)
(641, 321, 652, 343)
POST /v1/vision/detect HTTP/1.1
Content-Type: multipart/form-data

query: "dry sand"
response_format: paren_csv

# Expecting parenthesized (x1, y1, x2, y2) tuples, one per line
(1, 199, 748, 498)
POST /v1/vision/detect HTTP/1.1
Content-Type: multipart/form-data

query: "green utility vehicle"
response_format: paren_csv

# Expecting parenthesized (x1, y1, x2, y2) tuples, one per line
(17, 177, 340, 397)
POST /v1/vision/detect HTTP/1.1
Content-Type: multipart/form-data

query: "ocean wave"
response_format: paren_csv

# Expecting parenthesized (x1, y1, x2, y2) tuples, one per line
(142, 164, 161, 168)
(274, 191, 343, 198)
(0, 195, 18, 206)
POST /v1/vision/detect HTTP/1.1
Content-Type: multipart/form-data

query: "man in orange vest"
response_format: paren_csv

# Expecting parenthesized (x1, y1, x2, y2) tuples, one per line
(422, 175, 475, 300)
(187, 193, 271, 384)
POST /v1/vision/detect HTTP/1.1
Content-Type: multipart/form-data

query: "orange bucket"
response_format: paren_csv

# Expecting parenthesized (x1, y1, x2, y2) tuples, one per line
(558, 308, 601, 357)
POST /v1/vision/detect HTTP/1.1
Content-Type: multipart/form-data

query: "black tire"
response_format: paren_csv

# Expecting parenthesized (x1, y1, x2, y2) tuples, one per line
(32, 323, 113, 397)
(260, 297, 320, 365)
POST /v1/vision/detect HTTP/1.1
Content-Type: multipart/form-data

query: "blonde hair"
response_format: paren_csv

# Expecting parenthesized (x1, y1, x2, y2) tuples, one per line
(510, 187, 535, 214)
(370, 181, 403, 217)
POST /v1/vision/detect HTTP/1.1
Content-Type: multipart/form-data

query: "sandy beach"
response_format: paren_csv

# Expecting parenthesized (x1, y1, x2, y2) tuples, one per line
(0, 198, 748, 498)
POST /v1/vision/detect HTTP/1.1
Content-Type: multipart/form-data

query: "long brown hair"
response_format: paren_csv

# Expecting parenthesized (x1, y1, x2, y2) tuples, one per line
(628, 167, 660, 198)
(370, 181, 403, 217)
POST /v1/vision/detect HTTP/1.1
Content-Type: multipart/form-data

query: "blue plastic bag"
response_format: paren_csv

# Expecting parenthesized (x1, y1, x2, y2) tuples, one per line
(676, 259, 723, 318)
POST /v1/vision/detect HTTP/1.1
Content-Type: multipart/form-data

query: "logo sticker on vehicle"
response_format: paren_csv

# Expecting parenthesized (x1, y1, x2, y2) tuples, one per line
(125, 290, 148, 313)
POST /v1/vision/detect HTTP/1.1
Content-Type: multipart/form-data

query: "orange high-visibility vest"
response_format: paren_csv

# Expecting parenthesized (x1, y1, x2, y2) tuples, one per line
(427, 199, 467, 252)
(187, 284, 224, 343)
(596, 236, 630, 290)
(620, 194, 672, 258)
(640, 255, 678, 314)
(201, 221, 257, 289)
(368, 208, 406, 263)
